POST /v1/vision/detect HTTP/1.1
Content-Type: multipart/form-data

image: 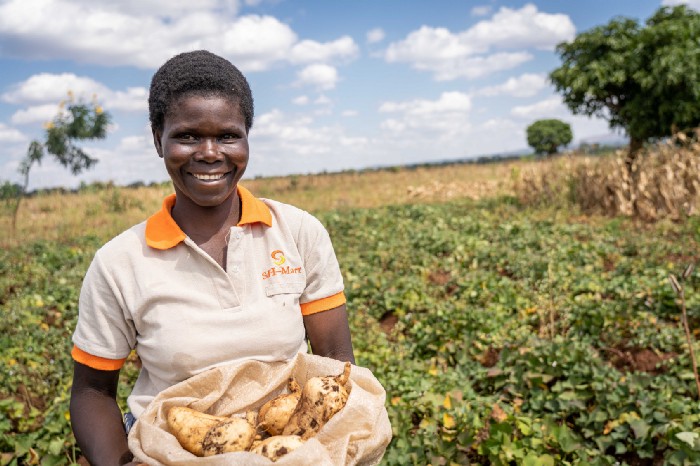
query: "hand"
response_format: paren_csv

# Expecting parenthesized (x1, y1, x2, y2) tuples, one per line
(122, 462, 147, 466)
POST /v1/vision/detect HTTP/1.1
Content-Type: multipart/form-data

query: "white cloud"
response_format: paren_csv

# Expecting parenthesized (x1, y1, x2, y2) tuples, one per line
(3, 73, 147, 120)
(385, 4, 574, 80)
(66, 0, 240, 17)
(462, 4, 575, 51)
(11, 104, 61, 125)
(2, 73, 106, 105)
(117, 135, 150, 152)
(379, 91, 472, 138)
(245, 109, 367, 176)
(289, 36, 358, 64)
(314, 95, 332, 106)
(216, 15, 300, 71)
(341, 110, 358, 117)
(0, 0, 358, 71)
(662, 0, 700, 10)
(471, 5, 492, 17)
(366, 28, 385, 44)
(478, 73, 547, 97)
(296, 64, 339, 90)
(0, 123, 27, 143)
(511, 96, 566, 119)
(443, 52, 533, 81)
(292, 95, 310, 105)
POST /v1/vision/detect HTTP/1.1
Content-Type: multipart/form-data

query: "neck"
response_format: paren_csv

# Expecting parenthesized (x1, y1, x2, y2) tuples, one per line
(171, 192, 241, 241)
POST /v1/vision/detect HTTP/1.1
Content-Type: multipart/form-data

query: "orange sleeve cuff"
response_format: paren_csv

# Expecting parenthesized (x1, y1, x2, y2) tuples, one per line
(300, 291, 346, 316)
(71, 345, 126, 371)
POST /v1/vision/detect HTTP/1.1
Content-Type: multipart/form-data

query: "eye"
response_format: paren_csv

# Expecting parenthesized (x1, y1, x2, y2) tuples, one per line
(175, 133, 196, 142)
(220, 133, 240, 142)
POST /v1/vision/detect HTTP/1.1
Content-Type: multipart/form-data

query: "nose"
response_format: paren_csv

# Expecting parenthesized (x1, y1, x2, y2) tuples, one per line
(194, 138, 222, 162)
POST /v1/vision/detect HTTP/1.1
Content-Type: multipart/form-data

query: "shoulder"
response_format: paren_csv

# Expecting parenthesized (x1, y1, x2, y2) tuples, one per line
(92, 221, 148, 262)
(261, 198, 327, 234)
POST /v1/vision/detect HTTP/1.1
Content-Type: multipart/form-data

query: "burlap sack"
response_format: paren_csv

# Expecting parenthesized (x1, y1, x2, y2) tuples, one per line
(128, 353, 392, 465)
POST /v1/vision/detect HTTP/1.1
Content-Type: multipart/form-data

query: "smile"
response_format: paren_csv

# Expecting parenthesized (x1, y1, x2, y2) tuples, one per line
(192, 172, 228, 181)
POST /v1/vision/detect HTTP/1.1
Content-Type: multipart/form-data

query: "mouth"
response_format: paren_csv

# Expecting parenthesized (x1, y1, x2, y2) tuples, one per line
(191, 171, 230, 181)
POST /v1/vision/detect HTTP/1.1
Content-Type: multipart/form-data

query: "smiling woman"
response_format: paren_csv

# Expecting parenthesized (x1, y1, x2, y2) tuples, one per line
(155, 96, 250, 233)
(67, 50, 355, 466)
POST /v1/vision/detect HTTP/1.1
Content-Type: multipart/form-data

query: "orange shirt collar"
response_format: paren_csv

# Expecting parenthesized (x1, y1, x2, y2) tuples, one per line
(145, 185, 272, 250)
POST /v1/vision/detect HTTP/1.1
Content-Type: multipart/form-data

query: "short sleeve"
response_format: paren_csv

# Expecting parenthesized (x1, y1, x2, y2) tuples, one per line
(72, 251, 137, 360)
(296, 212, 346, 314)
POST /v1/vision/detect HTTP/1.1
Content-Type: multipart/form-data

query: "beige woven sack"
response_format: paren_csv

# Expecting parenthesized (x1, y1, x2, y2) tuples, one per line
(128, 353, 392, 465)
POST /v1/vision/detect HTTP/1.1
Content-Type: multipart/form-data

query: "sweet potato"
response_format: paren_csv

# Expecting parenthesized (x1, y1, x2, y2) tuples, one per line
(166, 406, 228, 456)
(258, 377, 302, 435)
(201, 416, 256, 456)
(250, 435, 305, 462)
(282, 362, 351, 439)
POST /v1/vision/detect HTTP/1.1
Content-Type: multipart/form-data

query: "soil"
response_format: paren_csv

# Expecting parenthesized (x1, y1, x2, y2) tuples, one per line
(605, 346, 677, 375)
(479, 347, 501, 368)
(428, 269, 458, 295)
(379, 312, 398, 334)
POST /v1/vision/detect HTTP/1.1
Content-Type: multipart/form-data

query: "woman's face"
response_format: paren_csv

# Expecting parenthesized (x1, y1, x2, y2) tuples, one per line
(154, 93, 249, 209)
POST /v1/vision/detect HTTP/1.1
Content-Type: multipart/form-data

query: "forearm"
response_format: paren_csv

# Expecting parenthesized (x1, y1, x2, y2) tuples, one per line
(70, 388, 132, 466)
(303, 304, 355, 364)
(312, 338, 355, 364)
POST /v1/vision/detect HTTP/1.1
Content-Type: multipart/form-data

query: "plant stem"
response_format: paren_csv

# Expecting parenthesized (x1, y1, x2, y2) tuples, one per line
(679, 285, 700, 399)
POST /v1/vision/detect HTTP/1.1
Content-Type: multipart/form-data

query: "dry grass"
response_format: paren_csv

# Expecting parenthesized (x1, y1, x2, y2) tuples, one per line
(516, 132, 700, 222)
(1, 161, 522, 249)
(245, 161, 519, 211)
(1, 185, 173, 248)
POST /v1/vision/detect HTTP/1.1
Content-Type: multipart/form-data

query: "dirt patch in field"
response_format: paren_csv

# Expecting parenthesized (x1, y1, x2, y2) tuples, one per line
(604, 346, 677, 374)
(616, 451, 665, 466)
(428, 269, 459, 295)
(379, 311, 399, 334)
(478, 347, 501, 368)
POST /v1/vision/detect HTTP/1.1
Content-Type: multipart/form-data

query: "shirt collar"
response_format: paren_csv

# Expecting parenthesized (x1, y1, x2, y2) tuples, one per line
(145, 185, 272, 250)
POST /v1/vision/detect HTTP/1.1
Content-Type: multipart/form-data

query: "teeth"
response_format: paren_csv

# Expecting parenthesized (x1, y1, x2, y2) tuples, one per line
(193, 173, 224, 181)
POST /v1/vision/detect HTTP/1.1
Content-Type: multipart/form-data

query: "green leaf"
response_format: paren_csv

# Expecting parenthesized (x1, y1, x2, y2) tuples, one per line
(629, 418, 651, 439)
(676, 431, 699, 449)
(523, 454, 555, 466)
(47, 438, 63, 456)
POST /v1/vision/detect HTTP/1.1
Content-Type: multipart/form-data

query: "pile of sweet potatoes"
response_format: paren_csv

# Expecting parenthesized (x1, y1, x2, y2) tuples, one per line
(167, 362, 351, 462)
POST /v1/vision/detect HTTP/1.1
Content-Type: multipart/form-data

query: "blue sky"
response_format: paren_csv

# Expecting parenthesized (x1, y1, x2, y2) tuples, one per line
(0, 0, 694, 189)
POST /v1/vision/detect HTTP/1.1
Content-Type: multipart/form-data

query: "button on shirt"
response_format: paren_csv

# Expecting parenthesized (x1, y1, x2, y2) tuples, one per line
(71, 186, 346, 417)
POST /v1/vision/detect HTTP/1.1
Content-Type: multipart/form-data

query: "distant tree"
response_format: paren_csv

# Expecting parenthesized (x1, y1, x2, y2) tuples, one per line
(526, 119, 573, 156)
(0, 180, 22, 201)
(12, 94, 111, 229)
(550, 5, 700, 164)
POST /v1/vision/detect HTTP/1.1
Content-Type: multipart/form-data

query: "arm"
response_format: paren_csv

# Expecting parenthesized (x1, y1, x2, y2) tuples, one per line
(70, 361, 135, 466)
(303, 303, 355, 364)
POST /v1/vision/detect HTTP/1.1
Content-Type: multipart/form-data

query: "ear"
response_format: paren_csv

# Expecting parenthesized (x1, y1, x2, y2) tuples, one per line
(152, 128, 164, 158)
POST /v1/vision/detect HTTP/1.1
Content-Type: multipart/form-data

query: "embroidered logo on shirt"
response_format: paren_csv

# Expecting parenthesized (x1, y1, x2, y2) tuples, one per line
(262, 250, 302, 280)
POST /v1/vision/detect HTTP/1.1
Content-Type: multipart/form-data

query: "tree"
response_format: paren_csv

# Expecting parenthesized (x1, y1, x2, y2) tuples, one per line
(12, 95, 111, 229)
(549, 5, 700, 163)
(526, 119, 573, 156)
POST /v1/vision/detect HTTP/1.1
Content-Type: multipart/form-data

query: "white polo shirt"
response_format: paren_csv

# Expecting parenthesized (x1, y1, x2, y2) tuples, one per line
(71, 186, 346, 417)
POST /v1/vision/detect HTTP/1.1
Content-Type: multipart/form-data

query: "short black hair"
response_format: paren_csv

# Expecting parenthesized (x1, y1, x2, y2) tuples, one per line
(148, 50, 254, 133)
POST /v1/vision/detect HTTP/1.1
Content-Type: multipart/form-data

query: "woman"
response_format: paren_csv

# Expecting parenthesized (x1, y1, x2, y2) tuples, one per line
(69, 50, 354, 466)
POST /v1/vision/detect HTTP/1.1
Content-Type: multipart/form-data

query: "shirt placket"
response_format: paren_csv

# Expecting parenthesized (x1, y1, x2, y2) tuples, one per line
(226, 226, 247, 301)
(183, 237, 241, 309)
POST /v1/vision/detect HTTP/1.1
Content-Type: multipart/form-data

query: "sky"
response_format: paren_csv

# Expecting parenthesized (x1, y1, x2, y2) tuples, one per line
(0, 0, 696, 190)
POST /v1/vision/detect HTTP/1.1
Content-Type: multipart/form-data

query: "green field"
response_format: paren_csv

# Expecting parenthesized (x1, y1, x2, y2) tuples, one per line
(1, 163, 699, 465)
